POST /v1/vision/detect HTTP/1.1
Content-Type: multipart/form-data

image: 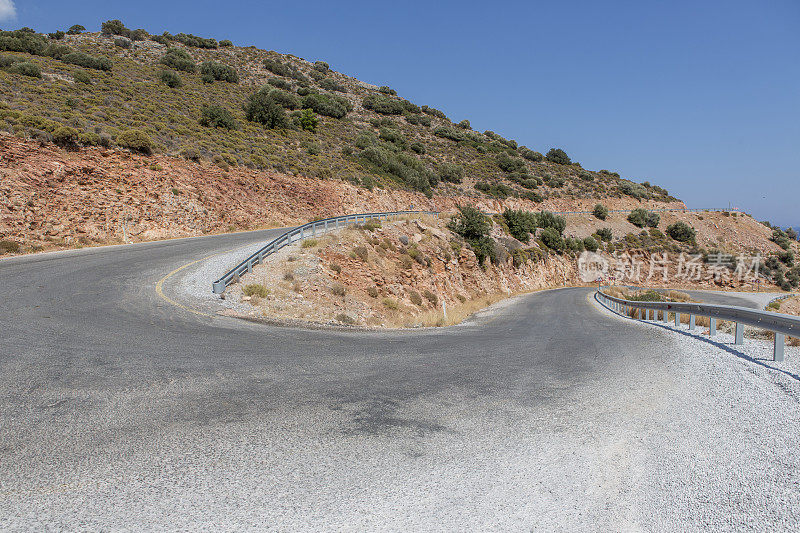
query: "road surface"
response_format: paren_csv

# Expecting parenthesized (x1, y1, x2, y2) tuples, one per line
(1, 231, 798, 531)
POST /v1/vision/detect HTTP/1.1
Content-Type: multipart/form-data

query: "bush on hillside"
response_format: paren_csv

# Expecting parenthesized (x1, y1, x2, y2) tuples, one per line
(62, 52, 112, 71)
(245, 89, 288, 129)
(503, 209, 538, 242)
(52, 126, 79, 146)
(164, 32, 217, 49)
(101, 19, 128, 36)
(421, 105, 448, 120)
(362, 93, 405, 115)
(220, 39, 233, 47)
(545, 148, 571, 165)
(596, 227, 613, 242)
(359, 146, 436, 193)
(302, 93, 349, 118)
(114, 37, 132, 49)
(268, 88, 300, 109)
(519, 146, 543, 162)
(538, 211, 566, 234)
(48, 31, 66, 40)
(593, 204, 608, 220)
(645, 211, 660, 228)
(448, 206, 490, 241)
(73, 70, 91, 84)
(7, 61, 41, 77)
(263, 58, 290, 76)
(159, 69, 181, 88)
(117, 129, 153, 154)
(627, 208, 654, 228)
(438, 163, 464, 184)
(298, 108, 318, 132)
(200, 61, 238, 83)
(161, 48, 195, 72)
(540, 227, 565, 251)
(433, 126, 465, 142)
(457, 119, 471, 130)
(583, 236, 599, 252)
(267, 77, 292, 90)
(319, 78, 347, 92)
(619, 181, 649, 199)
(313, 60, 329, 72)
(496, 152, 526, 173)
(378, 86, 396, 95)
(67, 25, 85, 35)
(474, 181, 513, 199)
(200, 105, 238, 130)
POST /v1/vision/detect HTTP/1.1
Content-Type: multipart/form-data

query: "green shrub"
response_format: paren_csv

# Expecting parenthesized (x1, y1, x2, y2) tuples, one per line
(409, 141, 426, 154)
(60, 51, 112, 71)
(52, 126, 79, 146)
(73, 70, 91, 84)
(521, 190, 543, 202)
(44, 43, 72, 59)
(245, 89, 288, 129)
(263, 58, 289, 76)
(313, 60, 329, 72)
(545, 148, 571, 165)
(158, 69, 181, 88)
(319, 78, 347, 92)
(666, 222, 696, 243)
(160, 48, 195, 72)
(619, 181, 649, 199)
(474, 181, 513, 199)
(267, 77, 292, 90)
(302, 93, 349, 118)
(433, 126, 465, 142)
(298, 108, 318, 132)
(359, 146, 436, 193)
(164, 32, 218, 49)
(409, 290, 423, 306)
(200, 105, 238, 130)
(200, 61, 238, 83)
(67, 25, 86, 35)
(268, 88, 300, 109)
(519, 146, 543, 162)
(645, 211, 660, 228)
(404, 113, 431, 127)
(378, 86, 396, 95)
(496, 152, 526, 173)
(540, 227, 565, 251)
(114, 37, 132, 49)
(565, 237, 585, 253)
(8, 61, 41, 78)
(596, 227, 613, 242)
(219, 39, 233, 47)
(48, 30, 66, 40)
(379, 126, 405, 147)
(117, 129, 153, 154)
(503, 209, 538, 242)
(101, 19, 128, 36)
(383, 297, 399, 310)
(448, 206, 490, 240)
(627, 208, 649, 228)
(583, 236, 599, 252)
(537, 211, 566, 234)
(438, 163, 463, 183)
(243, 284, 269, 298)
(362, 93, 405, 115)
(592, 204, 608, 220)
(0, 54, 21, 68)
(457, 119, 471, 129)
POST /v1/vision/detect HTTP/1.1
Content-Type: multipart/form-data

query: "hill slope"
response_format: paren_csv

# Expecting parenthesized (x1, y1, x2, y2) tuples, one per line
(0, 22, 675, 204)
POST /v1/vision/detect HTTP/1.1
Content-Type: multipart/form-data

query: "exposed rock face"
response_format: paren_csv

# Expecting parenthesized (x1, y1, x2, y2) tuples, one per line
(224, 217, 584, 328)
(0, 134, 685, 254)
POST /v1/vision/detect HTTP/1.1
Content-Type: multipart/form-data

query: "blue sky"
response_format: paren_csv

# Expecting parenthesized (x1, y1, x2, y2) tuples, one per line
(3, 0, 799, 227)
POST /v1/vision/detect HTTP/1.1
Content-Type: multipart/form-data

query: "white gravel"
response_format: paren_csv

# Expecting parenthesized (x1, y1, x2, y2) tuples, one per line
(593, 295, 800, 530)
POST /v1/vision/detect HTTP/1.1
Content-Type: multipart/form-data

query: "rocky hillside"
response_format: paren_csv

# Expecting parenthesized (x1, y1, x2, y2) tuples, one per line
(0, 22, 676, 203)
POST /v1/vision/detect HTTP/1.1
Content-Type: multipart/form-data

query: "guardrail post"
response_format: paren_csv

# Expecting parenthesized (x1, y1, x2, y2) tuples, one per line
(735, 322, 744, 344)
(675, 312, 680, 327)
(689, 314, 696, 331)
(312, 223, 316, 237)
(247, 260, 252, 273)
(774, 334, 785, 361)
(212, 281, 226, 294)
(664, 310, 670, 323)
(710, 318, 717, 336)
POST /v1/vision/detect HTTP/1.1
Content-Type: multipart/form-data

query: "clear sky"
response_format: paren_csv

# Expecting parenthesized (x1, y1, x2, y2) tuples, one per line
(2, 0, 798, 227)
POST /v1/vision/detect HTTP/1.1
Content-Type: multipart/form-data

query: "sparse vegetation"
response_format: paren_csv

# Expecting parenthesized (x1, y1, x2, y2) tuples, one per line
(593, 204, 608, 220)
(243, 283, 269, 298)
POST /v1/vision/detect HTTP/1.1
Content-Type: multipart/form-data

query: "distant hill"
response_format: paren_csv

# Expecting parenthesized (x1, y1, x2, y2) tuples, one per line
(0, 21, 677, 205)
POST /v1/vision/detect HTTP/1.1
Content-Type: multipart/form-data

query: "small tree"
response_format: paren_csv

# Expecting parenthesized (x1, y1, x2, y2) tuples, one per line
(457, 119, 471, 130)
(645, 211, 660, 228)
(503, 209, 538, 242)
(159, 70, 181, 88)
(101, 19, 128, 36)
(245, 89, 287, 129)
(448, 206, 490, 241)
(592, 204, 608, 220)
(666, 222, 696, 243)
(540, 227, 565, 251)
(596, 227, 613, 242)
(546, 148, 571, 165)
(298, 108, 318, 132)
(67, 25, 86, 35)
(200, 105, 238, 130)
(627, 208, 649, 228)
(583, 236, 599, 252)
(199, 61, 238, 83)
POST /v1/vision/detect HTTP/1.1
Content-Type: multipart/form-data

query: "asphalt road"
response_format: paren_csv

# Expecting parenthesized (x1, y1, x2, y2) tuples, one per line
(1, 231, 798, 531)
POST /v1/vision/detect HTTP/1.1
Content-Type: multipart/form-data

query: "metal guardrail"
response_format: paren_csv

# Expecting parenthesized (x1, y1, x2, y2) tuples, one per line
(212, 210, 439, 294)
(595, 290, 799, 361)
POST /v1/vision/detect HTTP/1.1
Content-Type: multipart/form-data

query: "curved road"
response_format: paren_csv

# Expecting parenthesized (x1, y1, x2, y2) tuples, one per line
(1, 231, 798, 530)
